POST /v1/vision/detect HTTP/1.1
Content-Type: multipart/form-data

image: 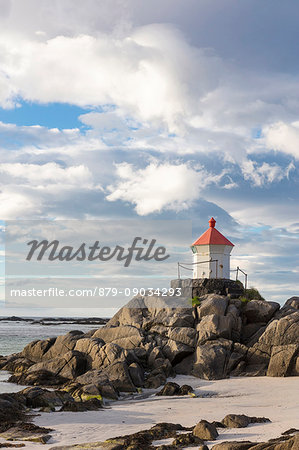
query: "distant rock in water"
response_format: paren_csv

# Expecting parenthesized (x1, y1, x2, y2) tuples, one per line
(0, 316, 32, 322)
(0, 316, 109, 325)
(32, 317, 109, 326)
(1, 281, 299, 397)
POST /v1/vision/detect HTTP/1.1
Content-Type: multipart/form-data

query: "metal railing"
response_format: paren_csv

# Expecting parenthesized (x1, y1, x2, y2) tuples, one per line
(177, 260, 248, 289)
(230, 266, 248, 290)
(177, 259, 219, 279)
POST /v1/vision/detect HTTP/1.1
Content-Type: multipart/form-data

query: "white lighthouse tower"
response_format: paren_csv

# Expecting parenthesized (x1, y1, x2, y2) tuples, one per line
(191, 217, 234, 279)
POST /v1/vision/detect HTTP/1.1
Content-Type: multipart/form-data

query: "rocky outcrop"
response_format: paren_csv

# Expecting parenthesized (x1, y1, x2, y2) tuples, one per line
(244, 312, 299, 376)
(1, 290, 299, 395)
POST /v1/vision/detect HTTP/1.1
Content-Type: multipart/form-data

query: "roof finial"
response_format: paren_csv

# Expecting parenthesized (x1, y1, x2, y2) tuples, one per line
(209, 217, 216, 228)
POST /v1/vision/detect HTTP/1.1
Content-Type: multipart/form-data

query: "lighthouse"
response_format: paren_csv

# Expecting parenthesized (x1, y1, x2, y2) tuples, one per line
(191, 217, 234, 279)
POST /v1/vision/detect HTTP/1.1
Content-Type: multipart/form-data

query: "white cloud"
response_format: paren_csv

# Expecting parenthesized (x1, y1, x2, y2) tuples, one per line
(0, 189, 42, 219)
(106, 161, 225, 215)
(0, 162, 93, 187)
(0, 21, 299, 166)
(263, 121, 299, 159)
(0, 162, 104, 219)
(241, 160, 294, 187)
(0, 26, 213, 134)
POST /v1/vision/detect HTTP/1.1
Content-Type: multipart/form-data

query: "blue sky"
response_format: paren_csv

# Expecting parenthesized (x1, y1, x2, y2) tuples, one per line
(0, 102, 90, 130)
(0, 0, 298, 314)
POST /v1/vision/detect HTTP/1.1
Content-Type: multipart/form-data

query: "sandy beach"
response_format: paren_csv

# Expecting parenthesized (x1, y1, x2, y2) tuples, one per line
(18, 375, 297, 449)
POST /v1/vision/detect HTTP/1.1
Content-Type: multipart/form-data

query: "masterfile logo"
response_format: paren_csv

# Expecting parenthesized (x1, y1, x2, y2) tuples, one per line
(26, 237, 170, 267)
(5, 219, 192, 308)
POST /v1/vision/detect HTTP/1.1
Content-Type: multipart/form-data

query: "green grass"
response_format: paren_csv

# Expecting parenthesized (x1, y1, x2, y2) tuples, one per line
(190, 296, 201, 307)
(240, 286, 265, 304)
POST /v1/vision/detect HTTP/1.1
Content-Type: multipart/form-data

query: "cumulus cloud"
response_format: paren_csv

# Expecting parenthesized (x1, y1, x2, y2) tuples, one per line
(106, 161, 225, 215)
(0, 22, 295, 142)
(0, 19, 299, 166)
(0, 189, 42, 219)
(0, 162, 94, 187)
(241, 160, 294, 187)
(263, 121, 299, 159)
(0, 26, 214, 134)
(0, 162, 103, 218)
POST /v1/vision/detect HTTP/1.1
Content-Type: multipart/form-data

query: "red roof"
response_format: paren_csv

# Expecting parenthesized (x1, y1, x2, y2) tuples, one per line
(191, 217, 234, 247)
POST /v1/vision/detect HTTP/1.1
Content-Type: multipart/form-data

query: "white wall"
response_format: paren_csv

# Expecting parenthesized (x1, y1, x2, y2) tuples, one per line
(192, 244, 233, 279)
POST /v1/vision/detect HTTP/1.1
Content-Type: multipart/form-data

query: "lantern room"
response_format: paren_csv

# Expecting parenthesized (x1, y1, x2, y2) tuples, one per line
(191, 217, 234, 279)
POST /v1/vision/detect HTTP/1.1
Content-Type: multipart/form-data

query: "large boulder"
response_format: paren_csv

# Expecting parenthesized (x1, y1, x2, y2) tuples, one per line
(192, 339, 233, 379)
(1, 356, 33, 373)
(21, 331, 84, 363)
(168, 326, 197, 347)
(221, 414, 251, 428)
(24, 350, 87, 380)
(0, 392, 26, 426)
(9, 369, 68, 386)
(267, 344, 299, 377)
(20, 386, 72, 408)
(197, 314, 234, 343)
(74, 369, 118, 399)
(193, 420, 219, 440)
(73, 360, 136, 393)
(92, 325, 144, 349)
(161, 338, 194, 365)
(244, 312, 299, 376)
(146, 326, 196, 365)
(254, 312, 299, 349)
(197, 294, 229, 318)
(43, 331, 85, 360)
(221, 414, 270, 428)
(128, 362, 144, 387)
(100, 361, 136, 392)
(107, 295, 194, 329)
(75, 341, 136, 371)
(227, 343, 248, 374)
(21, 337, 56, 362)
(242, 300, 280, 323)
(241, 323, 266, 346)
(226, 304, 242, 341)
(284, 297, 299, 310)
